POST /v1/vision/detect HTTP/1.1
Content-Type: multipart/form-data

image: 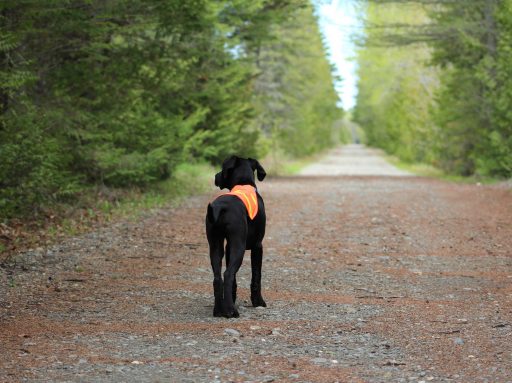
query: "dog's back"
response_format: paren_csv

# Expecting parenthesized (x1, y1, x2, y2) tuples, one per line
(206, 195, 245, 231)
(206, 192, 265, 249)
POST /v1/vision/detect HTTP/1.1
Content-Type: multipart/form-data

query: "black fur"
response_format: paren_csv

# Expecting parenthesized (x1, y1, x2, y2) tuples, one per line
(206, 156, 267, 318)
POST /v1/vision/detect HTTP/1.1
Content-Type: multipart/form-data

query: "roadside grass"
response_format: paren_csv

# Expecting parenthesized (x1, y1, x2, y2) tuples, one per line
(385, 155, 502, 185)
(261, 149, 325, 176)
(114, 162, 214, 217)
(0, 162, 214, 260)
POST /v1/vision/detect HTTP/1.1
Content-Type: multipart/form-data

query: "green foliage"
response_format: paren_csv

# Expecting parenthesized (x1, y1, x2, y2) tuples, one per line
(355, 0, 512, 178)
(0, 0, 340, 219)
(252, 3, 343, 158)
(0, 105, 80, 217)
(354, 2, 439, 165)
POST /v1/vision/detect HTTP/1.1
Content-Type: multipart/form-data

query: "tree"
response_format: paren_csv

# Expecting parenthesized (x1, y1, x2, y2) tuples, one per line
(354, 0, 512, 177)
(252, 3, 343, 157)
(354, 1, 439, 163)
(0, 0, 342, 219)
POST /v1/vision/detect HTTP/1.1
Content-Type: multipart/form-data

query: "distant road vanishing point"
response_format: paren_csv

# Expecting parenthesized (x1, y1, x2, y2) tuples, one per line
(299, 144, 412, 177)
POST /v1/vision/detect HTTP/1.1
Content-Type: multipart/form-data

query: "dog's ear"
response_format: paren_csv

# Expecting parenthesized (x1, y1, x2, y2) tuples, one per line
(221, 156, 238, 179)
(249, 158, 266, 181)
(214, 172, 221, 187)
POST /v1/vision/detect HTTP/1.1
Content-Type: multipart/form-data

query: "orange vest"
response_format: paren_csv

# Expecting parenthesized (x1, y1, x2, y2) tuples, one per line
(225, 185, 259, 220)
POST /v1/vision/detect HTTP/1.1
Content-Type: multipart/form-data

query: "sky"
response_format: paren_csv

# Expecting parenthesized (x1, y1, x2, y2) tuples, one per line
(315, 0, 362, 111)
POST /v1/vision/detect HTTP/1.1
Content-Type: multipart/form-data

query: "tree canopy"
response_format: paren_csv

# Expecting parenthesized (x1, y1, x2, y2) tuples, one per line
(0, 0, 342, 219)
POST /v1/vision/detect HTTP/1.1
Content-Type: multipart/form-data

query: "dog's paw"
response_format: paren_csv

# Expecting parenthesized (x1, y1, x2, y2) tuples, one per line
(251, 295, 267, 308)
(213, 306, 223, 317)
(223, 307, 240, 318)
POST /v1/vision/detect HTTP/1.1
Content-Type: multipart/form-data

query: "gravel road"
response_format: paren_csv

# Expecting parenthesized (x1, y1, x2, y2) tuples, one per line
(1, 146, 511, 382)
(299, 145, 411, 177)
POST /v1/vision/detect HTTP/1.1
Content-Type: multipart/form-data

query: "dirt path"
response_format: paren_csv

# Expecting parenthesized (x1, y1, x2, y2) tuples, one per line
(299, 144, 411, 177)
(1, 147, 511, 382)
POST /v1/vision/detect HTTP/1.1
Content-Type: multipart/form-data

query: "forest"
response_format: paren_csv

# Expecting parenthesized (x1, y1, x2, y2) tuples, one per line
(354, 0, 512, 178)
(0, 0, 342, 220)
(2, 0, 511, 224)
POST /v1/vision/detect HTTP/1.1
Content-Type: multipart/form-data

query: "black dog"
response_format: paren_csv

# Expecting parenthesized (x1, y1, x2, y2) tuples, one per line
(205, 156, 267, 318)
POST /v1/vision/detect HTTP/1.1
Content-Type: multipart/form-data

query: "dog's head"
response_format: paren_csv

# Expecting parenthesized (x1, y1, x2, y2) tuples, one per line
(214, 156, 266, 190)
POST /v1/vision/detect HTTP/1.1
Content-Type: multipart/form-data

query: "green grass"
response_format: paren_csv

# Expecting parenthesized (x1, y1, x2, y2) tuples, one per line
(117, 162, 213, 216)
(279, 157, 318, 175)
(385, 155, 501, 184)
(261, 149, 324, 176)
(0, 162, 214, 258)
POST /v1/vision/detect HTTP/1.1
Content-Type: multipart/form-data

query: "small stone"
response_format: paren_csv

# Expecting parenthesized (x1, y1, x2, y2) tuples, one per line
(250, 325, 261, 331)
(454, 337, 464, 345)
(131, 360, 143, 365)
(224, 328, 241, 337)
(289, 374, 300, 379)
(311, 357, 327, 364)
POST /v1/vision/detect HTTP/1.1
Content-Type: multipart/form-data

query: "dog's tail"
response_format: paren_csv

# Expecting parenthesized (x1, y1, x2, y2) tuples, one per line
(207, 203, 223, 224)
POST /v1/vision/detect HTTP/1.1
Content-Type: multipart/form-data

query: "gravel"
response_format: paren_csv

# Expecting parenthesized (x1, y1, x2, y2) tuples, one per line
(1, 146, 511, 382)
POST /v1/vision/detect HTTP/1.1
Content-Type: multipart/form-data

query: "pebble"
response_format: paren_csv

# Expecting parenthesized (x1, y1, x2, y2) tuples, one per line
(224, 328, 241, 337)
(5, 165, 508, 383)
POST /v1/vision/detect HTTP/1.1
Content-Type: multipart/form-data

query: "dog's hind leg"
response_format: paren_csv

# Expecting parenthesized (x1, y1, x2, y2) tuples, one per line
(225, 244, 237, 304)
(250, 242, 267, 307)
(209, 238, 224, 317)
(223, 237, 245, 318)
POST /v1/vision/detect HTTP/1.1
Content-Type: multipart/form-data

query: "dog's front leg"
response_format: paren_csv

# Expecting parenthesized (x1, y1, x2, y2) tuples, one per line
(250, 242, 267, 307)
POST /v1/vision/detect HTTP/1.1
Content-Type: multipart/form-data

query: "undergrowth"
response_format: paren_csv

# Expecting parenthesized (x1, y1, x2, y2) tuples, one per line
(0, 163, 214, 260)
(386, 155, 501, 185)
